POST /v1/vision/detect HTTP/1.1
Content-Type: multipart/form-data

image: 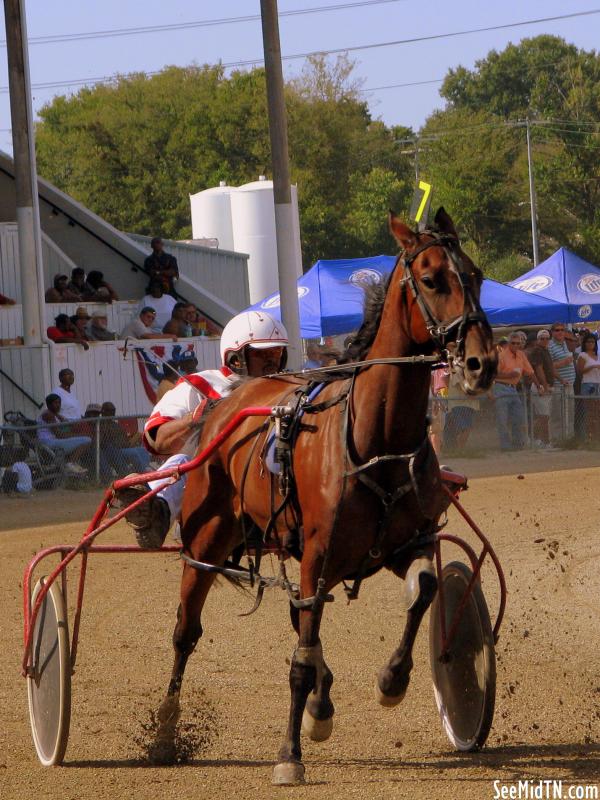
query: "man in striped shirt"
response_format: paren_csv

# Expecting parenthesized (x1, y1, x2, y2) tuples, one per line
(548, 322, 576, 443)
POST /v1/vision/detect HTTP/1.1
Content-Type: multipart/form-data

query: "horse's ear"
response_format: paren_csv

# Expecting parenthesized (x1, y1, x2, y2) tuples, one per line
(389, 211, 417, 250)
(434, 207, 459, 240)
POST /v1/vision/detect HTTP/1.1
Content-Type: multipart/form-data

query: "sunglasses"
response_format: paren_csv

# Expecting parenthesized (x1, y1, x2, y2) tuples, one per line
(552, 328, 565, 332)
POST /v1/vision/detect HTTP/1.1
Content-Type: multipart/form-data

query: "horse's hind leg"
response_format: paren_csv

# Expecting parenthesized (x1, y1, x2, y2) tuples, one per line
(289, 604, 335, 743)
(376, 555, 438, 707)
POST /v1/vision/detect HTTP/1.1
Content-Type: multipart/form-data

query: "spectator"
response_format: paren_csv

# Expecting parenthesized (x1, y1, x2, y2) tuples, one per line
(66, 267, 86, 300)
(186, 305, 209, 336)
(493, 332, 543, 451)
(429, 365, 449, 457)
(121, 307, 177, 341)
(86, 270, 118, 302)
(1, 446, 32, 497)
(526, 329, 555, 448)
(51, 368, 83, 420)
(156, 360, 180, 401)
(155, 353, 199, 401)
(444, 370, 480, 451)
(45, 274, 80, 303)
(138, 280, 176, 332)
(144, 237, 179, 296)
(304, 342, 323, 369)
(36, 394, 90, 475)
(70, 307, 91, 341)
(87, 312, 118, 341)
(46, 313, 90, 350)
(514, 330, 528, 350)
(496, 336, 508, 355)
(0, 291, 16, 305)
(576, 334, 600, 441)
(163, 302, 192, 337)
(548, 322, 576, 443)
(178, 351, 198, 375)
(99, 402, 151, 475)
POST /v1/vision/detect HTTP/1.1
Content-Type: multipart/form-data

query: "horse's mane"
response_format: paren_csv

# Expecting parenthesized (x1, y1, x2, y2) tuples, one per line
(338, 274, 392, 364)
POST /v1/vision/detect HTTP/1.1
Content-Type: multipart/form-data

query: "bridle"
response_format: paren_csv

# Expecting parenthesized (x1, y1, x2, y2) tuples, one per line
(401, 229, 490, 358)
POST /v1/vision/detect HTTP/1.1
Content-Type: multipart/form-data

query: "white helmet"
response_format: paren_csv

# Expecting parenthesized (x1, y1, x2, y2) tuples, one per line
(220, 311, 289, 371)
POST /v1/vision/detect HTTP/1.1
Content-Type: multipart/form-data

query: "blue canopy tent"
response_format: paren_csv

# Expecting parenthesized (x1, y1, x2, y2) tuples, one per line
(509, 248, 600, 323)
(247, 255, 568, 338)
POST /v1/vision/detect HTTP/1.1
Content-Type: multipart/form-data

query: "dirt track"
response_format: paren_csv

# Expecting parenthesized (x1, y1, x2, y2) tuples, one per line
(1, 452, 600, 799)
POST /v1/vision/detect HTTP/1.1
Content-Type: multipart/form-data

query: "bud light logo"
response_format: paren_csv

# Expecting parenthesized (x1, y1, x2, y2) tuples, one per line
(577, 274, 600, 294)
(349, 268, 382, 286)
(261, 286, 309, 309)
(513, 276, 553, 293)
(578, 305, 592, 319)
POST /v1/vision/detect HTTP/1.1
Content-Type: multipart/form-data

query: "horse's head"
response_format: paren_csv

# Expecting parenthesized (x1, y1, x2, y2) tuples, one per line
(389, 207, 497, 393)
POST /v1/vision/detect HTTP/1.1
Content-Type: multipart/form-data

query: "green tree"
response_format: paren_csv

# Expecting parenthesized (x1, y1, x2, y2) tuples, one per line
(436, 35, 600, 265)
(35, 56, 414, 268)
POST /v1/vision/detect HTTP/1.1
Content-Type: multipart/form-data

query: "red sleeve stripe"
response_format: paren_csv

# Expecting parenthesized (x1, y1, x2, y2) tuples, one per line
(143, 413, 174, 454)
(175, 374, 222, 399)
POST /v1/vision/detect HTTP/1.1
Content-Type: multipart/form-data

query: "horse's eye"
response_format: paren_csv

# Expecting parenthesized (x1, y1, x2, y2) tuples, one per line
(421, 276, 435, 290)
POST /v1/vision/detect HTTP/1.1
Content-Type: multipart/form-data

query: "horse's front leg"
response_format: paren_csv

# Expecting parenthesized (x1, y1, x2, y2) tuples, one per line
(273, 550, 329, 785)
(153, 504, 238, 763)
(376, 555, 438, 706)
(289, 604, 335, 743)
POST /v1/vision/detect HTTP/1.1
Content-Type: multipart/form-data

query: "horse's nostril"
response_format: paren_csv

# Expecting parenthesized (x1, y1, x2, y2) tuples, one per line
(465, 357, 482, 373)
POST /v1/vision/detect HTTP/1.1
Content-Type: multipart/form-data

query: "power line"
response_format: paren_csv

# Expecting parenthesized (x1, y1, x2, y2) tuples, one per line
(0, 0, 406, 47)
(1, 8, 599, 96)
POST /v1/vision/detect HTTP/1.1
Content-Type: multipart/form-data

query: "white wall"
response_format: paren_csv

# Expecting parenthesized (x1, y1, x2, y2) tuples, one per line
(0, 336, 221, 418)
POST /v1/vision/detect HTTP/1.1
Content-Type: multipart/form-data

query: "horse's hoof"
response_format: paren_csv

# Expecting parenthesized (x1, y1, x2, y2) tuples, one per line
(375, 680, 407, 708)
(272, 760, 306, 785)
(302, 708, 334, 742)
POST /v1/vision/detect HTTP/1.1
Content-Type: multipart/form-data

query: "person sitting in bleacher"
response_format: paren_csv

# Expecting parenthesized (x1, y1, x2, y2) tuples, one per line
(86, 311, 118, 341)
(86, 270, 119, 303)
(70, 307, 92, 342)
(45, 274, 80, 303)
(121, 307, 177, 341)
(47, 313, 90, 350)
(163, 302, 192, 338)
(137, 279, 176, 332)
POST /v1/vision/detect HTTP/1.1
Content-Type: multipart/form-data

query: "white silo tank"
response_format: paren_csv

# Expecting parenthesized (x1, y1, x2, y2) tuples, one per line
(232, 176, 303, 304)
(231, 176, 278, 304)
(189, 181, 236, 251)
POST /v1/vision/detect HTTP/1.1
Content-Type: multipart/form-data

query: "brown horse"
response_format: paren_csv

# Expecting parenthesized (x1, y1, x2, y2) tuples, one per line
(155, 208, 497, 784)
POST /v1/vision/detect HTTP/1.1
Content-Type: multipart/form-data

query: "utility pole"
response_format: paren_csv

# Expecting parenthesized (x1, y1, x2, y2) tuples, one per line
(526, 119, 540, 267)
(414, 136, 420, 183)
(4, 0, 44, 344)
(260, 0, 302, 370)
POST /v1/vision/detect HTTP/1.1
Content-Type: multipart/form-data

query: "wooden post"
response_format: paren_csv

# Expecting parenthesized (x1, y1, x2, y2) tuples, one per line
(260, 0, 302, 369)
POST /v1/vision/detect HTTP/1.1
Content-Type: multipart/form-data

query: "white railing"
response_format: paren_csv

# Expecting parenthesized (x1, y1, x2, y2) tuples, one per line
(0, 336, 221, 418)
(0, 300, 140, 343)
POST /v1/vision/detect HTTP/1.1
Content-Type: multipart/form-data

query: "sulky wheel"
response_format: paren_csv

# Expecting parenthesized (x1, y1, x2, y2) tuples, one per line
(27, 577, 71, 766)
(429, 560, 496, 751)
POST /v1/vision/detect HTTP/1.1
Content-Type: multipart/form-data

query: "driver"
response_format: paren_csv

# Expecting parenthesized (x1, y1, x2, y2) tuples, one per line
(118, 310, 288, 548)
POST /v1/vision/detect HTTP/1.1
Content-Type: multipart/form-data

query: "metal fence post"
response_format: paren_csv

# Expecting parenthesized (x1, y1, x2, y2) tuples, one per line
(95, 417, 100, 483)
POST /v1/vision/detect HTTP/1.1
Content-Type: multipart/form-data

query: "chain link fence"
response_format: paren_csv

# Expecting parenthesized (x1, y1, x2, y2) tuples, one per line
(2, 387, 600, 495)
(0, 413, 152, 492)
(431, 386, 600, 456)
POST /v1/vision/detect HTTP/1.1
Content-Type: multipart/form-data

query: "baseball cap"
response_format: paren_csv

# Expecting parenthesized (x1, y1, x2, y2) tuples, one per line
(537, 329, 551, 339)
(85, 403, 102, 414)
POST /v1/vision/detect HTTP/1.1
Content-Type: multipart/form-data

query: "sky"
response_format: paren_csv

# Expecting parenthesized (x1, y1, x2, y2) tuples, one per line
(1, 0, 599, 156)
